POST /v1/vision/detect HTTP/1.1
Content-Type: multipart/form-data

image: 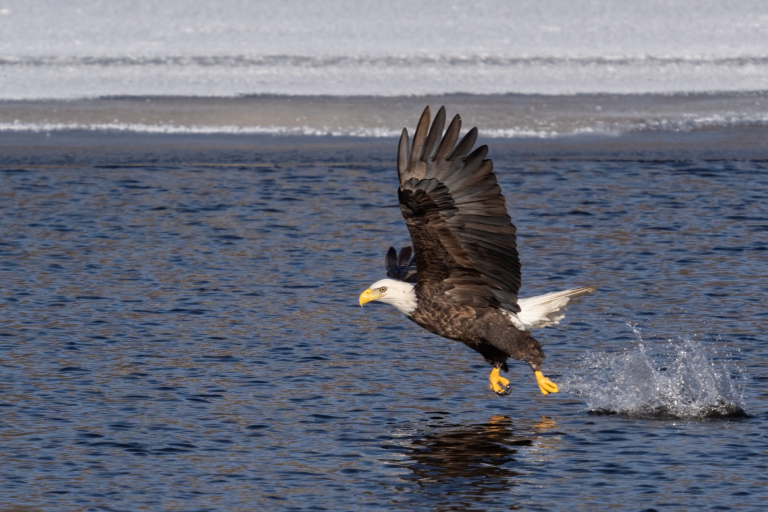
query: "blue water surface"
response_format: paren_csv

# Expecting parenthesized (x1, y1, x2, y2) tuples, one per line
(0, 132, 767, 511)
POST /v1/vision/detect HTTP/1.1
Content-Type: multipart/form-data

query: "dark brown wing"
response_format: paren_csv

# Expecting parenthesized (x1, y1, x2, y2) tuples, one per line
(397, 106, 521, 313)
(385, 246, 418, 283)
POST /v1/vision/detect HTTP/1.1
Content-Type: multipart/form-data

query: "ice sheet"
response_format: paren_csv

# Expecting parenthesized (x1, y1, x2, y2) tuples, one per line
(1, 0, 767, 98)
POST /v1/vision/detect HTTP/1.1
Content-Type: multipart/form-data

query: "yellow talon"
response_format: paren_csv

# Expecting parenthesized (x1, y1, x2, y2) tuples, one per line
(489, 367, 511, 396)
(535, 370, 559, 395)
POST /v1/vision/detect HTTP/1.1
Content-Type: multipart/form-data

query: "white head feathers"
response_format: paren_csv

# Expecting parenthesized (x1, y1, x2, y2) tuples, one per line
(360, 278, 417, 316)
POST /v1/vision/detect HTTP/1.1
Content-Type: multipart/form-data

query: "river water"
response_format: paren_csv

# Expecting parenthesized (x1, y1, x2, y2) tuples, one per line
(1, 129, 766, 510)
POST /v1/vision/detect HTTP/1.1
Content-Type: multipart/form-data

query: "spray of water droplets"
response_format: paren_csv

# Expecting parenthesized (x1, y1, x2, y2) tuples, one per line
(561, 326, 747, 419)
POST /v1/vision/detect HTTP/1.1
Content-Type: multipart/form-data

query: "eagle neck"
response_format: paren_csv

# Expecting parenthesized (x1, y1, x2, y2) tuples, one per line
(390, 284, 418, 317)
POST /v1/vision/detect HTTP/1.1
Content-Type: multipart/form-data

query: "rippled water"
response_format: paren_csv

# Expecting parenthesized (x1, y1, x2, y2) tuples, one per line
(1, 132, 767, 510)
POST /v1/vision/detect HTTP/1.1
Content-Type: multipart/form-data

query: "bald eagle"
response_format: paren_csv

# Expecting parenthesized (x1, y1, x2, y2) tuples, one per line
(359, 106, 596, 396)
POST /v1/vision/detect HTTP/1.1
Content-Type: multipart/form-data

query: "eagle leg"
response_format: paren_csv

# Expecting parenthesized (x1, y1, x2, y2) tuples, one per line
(535, 371, 559, 395)
(489, 367, 512, 396)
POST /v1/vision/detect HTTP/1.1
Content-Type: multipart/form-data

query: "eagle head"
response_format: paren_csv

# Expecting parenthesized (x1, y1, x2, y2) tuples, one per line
(359, 278, 417, 315)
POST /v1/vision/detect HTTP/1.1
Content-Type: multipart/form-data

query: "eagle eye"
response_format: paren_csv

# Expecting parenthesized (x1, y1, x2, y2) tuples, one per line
(379, 286, 388, 293)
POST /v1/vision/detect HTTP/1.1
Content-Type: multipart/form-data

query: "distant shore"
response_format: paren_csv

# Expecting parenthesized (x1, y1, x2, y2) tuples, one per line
(1, 92, 767, 139)
(2, 124, 768, 168)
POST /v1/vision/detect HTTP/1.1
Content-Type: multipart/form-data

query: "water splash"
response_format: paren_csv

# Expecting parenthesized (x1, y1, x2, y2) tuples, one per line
(563, 327, 747, 419)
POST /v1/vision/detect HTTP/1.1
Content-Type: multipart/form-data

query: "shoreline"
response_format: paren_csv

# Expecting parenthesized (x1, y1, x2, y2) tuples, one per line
(2, 125, 768, 167)
(0, 92, 767, 140)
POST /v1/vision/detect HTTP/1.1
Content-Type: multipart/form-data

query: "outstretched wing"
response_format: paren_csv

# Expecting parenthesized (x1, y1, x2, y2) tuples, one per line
(397, 106, 521, 312)
(385, 246, 418, 283)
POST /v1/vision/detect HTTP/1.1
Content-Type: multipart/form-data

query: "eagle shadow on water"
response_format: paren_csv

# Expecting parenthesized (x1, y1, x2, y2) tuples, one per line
(384, 415, 559, 508)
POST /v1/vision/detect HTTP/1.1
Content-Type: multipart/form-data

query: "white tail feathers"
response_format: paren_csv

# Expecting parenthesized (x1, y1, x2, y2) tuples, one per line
(510, 286, 598, 331)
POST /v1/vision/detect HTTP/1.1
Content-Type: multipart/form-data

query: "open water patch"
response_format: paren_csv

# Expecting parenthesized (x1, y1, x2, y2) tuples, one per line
(563, 327, 747, 420)
(1, 147, 766, 510)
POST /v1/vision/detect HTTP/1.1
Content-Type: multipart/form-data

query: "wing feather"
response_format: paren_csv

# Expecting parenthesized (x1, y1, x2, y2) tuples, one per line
(447, 127, 478, 161)
(398, 106, 522, 312)
(385, 246, 418, 283)
(398, 246, 413, 266)
(423, 107, 446, 165)
(385, 247, 398, 270)
(397, 129, 409, 183)
(441, 148, 488, 189)
(434, 114, 462, 163)
(404, 109, 431, 181)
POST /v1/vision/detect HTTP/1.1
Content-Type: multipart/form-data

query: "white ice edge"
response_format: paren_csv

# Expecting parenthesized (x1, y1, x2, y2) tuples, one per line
(1, 115, 767, 138)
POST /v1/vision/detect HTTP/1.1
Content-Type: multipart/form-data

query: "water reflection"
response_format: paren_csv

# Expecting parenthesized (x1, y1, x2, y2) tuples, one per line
(392, 415, 558, 509)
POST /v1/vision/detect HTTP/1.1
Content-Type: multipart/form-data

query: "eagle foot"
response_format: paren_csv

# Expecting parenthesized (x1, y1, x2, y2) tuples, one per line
(535, 371, 559, 395)
(489, 367, 512, 396)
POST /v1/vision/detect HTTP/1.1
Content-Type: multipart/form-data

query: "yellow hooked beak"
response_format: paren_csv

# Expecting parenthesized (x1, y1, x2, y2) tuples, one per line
(359, 288, 383, 306)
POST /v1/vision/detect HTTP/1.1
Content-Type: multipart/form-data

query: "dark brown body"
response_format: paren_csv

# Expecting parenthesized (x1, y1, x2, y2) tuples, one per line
(409, 282, 545, 373)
